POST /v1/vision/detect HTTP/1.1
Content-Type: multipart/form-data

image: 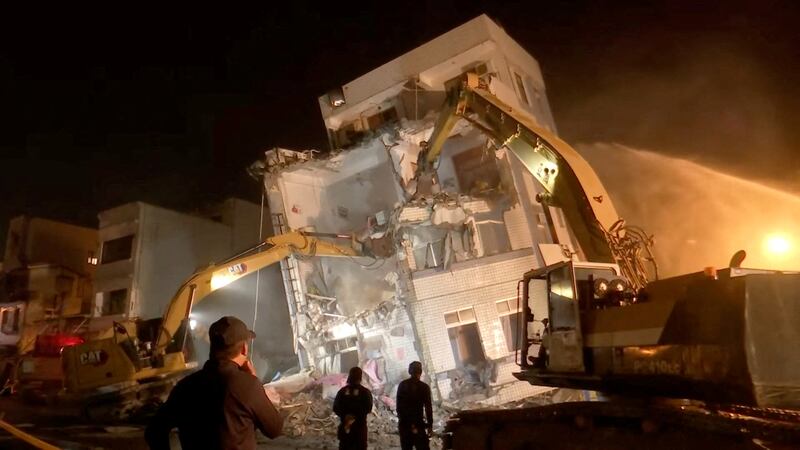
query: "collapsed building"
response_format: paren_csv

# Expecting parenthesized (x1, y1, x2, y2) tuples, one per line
(261, 15, 567, 405)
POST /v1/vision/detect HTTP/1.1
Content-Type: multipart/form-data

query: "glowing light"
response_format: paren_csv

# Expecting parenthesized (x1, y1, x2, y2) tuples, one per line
(210, 272, 236, 290)
(328, 322, 357, 339)
(764, 234, 792, 256)
(210, 263, 248, 290)
(189, 319, 197, 331)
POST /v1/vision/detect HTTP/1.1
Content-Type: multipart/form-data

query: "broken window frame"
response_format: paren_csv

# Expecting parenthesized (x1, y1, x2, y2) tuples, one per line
(366, 106, 399, 130)
(326, 336, 359, 374)
(496, 298, 523, 353)
(339, 349, 360, 373)
(451, 145, 502, 195)
(511, 69, 531, 106)
(444, 307, 488, 369)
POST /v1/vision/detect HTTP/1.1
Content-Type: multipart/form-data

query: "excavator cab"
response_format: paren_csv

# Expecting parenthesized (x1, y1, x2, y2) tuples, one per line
(518, 261, 626, 373)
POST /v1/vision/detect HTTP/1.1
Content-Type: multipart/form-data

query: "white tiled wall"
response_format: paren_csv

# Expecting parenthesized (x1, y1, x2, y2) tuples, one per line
(504, 206, 534, 250)
(398, 206, 432, 223)
(408, 253, 537, 378)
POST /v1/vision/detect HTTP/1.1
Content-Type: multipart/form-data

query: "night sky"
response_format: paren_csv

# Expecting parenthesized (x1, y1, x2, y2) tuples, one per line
(1, 1, 798, 248)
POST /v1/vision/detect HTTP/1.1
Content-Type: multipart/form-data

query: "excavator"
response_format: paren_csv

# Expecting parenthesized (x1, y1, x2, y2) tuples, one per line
(414, 74, 800, 447)
(61, 73, 799, 445)
(60, 231, 366, 419)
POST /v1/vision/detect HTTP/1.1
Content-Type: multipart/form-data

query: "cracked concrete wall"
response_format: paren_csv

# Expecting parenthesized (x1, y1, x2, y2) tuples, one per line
(271, 141, 403, 234)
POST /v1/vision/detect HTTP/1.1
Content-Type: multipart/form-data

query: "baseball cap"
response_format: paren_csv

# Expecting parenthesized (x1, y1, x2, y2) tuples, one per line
(209, 316, 256, 347)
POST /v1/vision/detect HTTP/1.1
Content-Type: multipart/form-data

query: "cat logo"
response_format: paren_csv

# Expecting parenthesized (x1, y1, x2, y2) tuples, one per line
(79, 349, 109, 367)
(228, 263, 248, 276)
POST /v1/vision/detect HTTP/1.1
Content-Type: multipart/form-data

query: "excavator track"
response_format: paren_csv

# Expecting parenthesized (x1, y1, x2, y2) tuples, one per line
(76, 374, 184, 422)
(443, 401, 800, 450)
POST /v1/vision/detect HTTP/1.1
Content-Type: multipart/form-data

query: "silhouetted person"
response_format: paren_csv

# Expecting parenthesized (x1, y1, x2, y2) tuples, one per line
(534, 318, 550, 369)
(396, 361, 433, 450)
(145, 316, 283, 450)
(333, 367, 373, 450)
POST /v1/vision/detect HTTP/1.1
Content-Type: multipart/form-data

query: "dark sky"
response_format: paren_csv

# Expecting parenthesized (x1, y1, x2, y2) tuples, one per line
(1, 1, 798, 244)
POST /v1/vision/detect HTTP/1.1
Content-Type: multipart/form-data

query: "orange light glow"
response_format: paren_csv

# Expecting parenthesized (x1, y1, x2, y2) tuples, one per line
(764, 234, 792, 257)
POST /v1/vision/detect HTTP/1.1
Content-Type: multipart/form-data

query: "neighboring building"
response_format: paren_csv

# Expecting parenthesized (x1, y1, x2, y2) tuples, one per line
(92, 199, 292, 374)
(264, 15, 561, 405)
(92, 201, 232, 325)
(0, 216, 97, 353)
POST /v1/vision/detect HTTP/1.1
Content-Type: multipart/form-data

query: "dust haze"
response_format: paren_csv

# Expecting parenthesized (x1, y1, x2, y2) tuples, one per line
(579, 143, 799, 276)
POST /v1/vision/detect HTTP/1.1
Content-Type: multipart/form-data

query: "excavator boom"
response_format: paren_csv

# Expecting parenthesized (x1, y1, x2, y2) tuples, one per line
(419, 73, 655, 289)
(416, 74, 800, 447)
(155, 231, 361, 353)
(62, 231, 364, 397)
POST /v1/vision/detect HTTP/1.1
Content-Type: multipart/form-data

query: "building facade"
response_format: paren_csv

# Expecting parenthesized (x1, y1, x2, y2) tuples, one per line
(91, 199, 292, 378)
(264, 15, 562, 404)
(0, 216, 97, 354)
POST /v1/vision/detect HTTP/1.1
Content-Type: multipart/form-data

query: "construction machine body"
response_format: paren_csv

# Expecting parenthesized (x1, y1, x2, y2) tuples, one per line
(432, 73, 800, 447)
(59, 231, 363, 417)
(516, 262, 800, 410)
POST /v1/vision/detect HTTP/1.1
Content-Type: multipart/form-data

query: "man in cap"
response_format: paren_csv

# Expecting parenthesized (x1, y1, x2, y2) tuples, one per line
(396, 361, 433, 450)
(333, 366, 373, 450)
(145, 316, 283, 450)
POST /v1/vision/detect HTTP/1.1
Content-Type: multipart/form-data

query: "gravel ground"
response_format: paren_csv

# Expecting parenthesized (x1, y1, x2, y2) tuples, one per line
(0, 397, 427, 449)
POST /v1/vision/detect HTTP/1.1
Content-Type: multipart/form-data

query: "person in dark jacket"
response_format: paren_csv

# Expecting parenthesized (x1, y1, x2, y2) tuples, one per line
(333, 366, 373, 450)
(396, 361, 433, 450)
(145, 316, 283, 450)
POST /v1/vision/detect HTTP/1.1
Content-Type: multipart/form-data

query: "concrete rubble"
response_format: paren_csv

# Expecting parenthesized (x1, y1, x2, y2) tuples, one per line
(263, 366, 444, 449)
(262, 364, 571, 449)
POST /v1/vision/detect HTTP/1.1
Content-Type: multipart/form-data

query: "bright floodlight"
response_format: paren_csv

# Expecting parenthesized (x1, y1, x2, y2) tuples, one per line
(764, 234, 791, 256)
(189, 319, 197, 331)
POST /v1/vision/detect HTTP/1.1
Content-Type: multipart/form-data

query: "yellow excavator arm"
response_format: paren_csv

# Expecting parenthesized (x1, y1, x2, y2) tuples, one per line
(419, 73, 655, 289)
(422, 73, 619, 261)
(154, 230, 362, 355)
(63, 230, 364, 392)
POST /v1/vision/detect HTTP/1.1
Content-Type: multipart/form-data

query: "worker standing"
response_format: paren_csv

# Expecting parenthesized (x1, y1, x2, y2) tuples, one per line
(396, 361, 433, 450)
(333, 367, 373, 450)
(145, 316, 283, 450)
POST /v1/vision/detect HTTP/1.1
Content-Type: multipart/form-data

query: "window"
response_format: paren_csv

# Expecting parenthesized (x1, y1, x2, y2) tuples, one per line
(548, 264, 577, 330)
(102, 289, 128, 316)
(333, 336, 358, 352)
(101, 235, 134, 264)
(87, 251, 98, 266)
(513, 71, 529, 106)
(366, 107, 398, 130)
(445, 307, 486, 368)
(1, 307, 20, 334)
(327, 336, 359, 373)
(461, 61, 492, 82)
(339, 349, 360, 373)
(451, 146, 501, 195)
(445, 307, 475, 325)
(497, 299, 522, 353)
(472, 62, 489, 77)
